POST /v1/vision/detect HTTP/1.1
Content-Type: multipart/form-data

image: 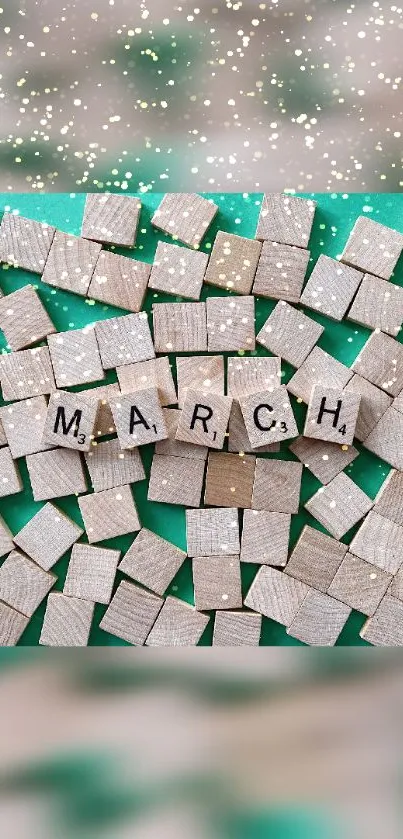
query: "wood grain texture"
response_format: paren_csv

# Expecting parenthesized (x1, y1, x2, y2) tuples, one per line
(374, 469, 403, 526)
(85, 438, 145, 492)
(227, 356, 281, 400)
(0, 213, 55, 273)
(152, 302, 207, 353)
(148, 241, 208, 300)
(204, 451, 256, 508)
(99, 579, 163, 645)
(78, 485, 141, 544)
(391, 387, 403, 416)
(204, 231, 261, 295)
(118, 527, 186, 596)
(287, 346, 353, 404)
(213, 610, 262, 646)
(239, 385, 298, 447)
(95, 312, 155, 369)
(147, 453, 205, 507)
(40, 592, 94, 647)
(175, 388, 232, 450)
(0, 418, 7, 447)
(351, 331, 403, 396)
(64, 543, 120, 604)
(244, 565, 310, 626)
(0, 550, 55, 617)
(0, 346, 56, 401)
(341, 215, 403, 280)
(305, 473, 373, 540)
(117, 356, 177, 406)
(256, 301, 323, 368)
(328, 553, 392, 617)
(48, 325, 104, 387)
(155, 408, 208, 460)
(80, 382, 120, 438)
(360, 595, 403, 645)
(41, 230, 101, 296)
(14, 502, 83, 570)
(0, 447, 22, 498)
(192, 554, 242, 611)
(0, 514, 13, 559)
(26, 447, 88, 501)
(388, 567, 403, 601)
(255, 194, 316, 248)
(349, 510, 403, 574)
(0, 396, 52, 459)
(304, 385, 361, 446)
(81, 193, 141, 247)
(110, 386, 167, 448)
(0, 285, 56, 350)
(287, 590, 351, 646)
(206, 295, 255, 351)
(240, 509, 291, 566)
(289, 436, 358, 485)
(253, 241, 309, 302)
(186, 507, 240, 557)
(362, 406, 403, 470)
(151, 193, 218, 249)
(227, 400, 280, 454)
(88, 250, 150, 312)
(252, 458, 303, 513)
(176, 355, 224, 409)
(0, 602, 29, 646)
(145, 596, 209, 646)
(300, 255, 363, 321)
(285, 524, 347, 593)
(344, 374, 393, 442)
(348, 274, 403, 336)
(43, 390, 100, 452)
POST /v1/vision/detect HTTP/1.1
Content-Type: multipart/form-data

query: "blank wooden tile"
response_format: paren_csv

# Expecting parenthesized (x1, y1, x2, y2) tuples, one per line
(352, 331, 403, 396)
(253, 242, 310, 303)
(117, 356, 177, 406)
(300, 255, 363, 321)
(204, 451, 256, 508)
(244, 566, 310, 626)
(388, 567, 403, 601)
(147, 453, 205, 507)
(0, 447, 22, 498)
(176, 389, 232, 450)
(0, 602, 29, 646)
(285, 525, 347, 593)
(304, 385, 361, 446)
(193, 555, 242, 611)
(206, 295, 255, 351)
(348, 274, 403, 336)
(176, 355, 224, 409)
(0, 213, 55, 273)
(328, 553, 392, 617)
(360, 595, 403, 645)
(240, 509, 291, 566)
(99, 579, 163, 645)
(88, 250, 150, 312)
(256, 301, 323, 368)
(0, 550, 55, 617)
(374, 469, 403, 526)
(64, 543, 120, 604)
(213, 610, 262, 646)
(41, 230, 101, 296)
(186, 507, 240, 557)
(95, 312, 155, 369)
(227, 400, 280, 454)
(14, 502, 83, 570)
(344, 374, 392, 442)
(152, 302, 207, 353)
(0, 515, 13, 559)
(0, 396, 51, 459)
(341, 215, 403, 280)
(43, 390, 100, 452)
(363, 407, 403, 470)
(252, 458, 303, 513)
(239, 385, 298, 448)
(146, 596, 209, 646)
(148, 241, 208, 300)
(110, 387, 167, 448)
(80, 382, 121, 438)
(204, 231, 261, 295)
(287, 346, 352, 404)
(227, 356, 281, 400)
(255, 194, 316, 248)
(0, 285, 56, 351)
(289, 436, 359, 485)
(349, 510, 403, 574)
(287, 590, 351, 646)
(151, 193, 218, 249)
(26, 448, 88, 501)
(81, 193, 141, 247)
(85, 439, 145, 492)
(119, 527, 186, 596)
(305, 473, 373, 540)
(0, 346, 56, 401)
(155, 409, 208, 460)
(48, 326, 104, 387)
(40, 592, 94, 647)
(78, 485, 140, 544)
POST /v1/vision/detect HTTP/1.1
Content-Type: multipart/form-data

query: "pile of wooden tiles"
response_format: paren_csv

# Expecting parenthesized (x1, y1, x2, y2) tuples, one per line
(1, 192, 403, 645)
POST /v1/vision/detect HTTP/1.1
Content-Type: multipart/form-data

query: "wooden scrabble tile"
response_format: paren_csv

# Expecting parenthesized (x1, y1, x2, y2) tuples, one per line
(253, 242, 310, 303)
(349, 510, 403, 574)
(351, 331, 403, 396)
(289, 436, 359, 485)
(81, 193, 141, 247)
(0, 346, 56, 401)
(0, 515, 13, 558)
(244, 566, 310, 626)
(285, 525, 347, 593)
(40, 592, 94, 647)
(0, 447, 22, 498)
(0, 396, 51, 458)
(287, 346, 352, 404)
(193, 554, 242, 611)
(110, 387, 167, 448)
(374, 469, 403, 526)
(328, 553, 392, 617)
(227, 356, 281, 400)
(360, 595, 403, 645)
(78, 485, 140, 544)
(363, 407, 403, 470)
(348, 274, 403, 336)
(388, 567, 403, 601)
(206, 295, 255, 351)
(0, 285, 56, 351)
(80, 382, 120, 438)
(287, 590, 351, 646)
(175, 389, 232, 450)
(95, 312, 155, 369)
(146, 596, 209, 646)
(341, 216, 403, 280)
(344, 374, 393, 442)
(47, 326, 104, 388)
(43, 390, 100, 452)
(85, 438, 145, 492)
(186, 507, 240, 557)
(155, 409, 208, 460)
(392, 387, 403, 416)
(304, 385, 361, 446)
(0, 602, 29, 646)
(204, 231, 262, 295)
(26, 448, 88, 501)
(0, 213, 55, 273)
(0, 550, 55, 617)
(117, 356, 177, 406)
(240, 509, 291, 566)
(99, 579, 163, 645)
(227, 400, 280, 454)
(300, 255, 363, 321)
(148, 241, 208, 300)
(88, 250, 150, 312)
(213, 610, 262, 646)
(119, 527, 186, 596)
(252, 458, 303, 513)
(64, 543, 120, 604)
(204, 451, 256, 508)
(152, 302, 207, 353)
(256, 301, 323, 368)
(41, 230, 101, 296)
(239, 385, 298, 448)
(0, 418, 7, 447)
(176, 355, 224, 409)
(14, 502, 83, 570)
(147, 453, 205, 507)
(305, 473, 373, 540)
(151, 193, 218, 249)
(255, 194, 316, 248)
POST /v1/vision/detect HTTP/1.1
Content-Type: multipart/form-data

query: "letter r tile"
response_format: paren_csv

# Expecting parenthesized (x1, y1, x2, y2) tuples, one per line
(175, 389, 233, 450)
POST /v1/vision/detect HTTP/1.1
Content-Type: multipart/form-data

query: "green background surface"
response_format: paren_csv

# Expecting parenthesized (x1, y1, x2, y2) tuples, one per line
(1, 191, 403, 646)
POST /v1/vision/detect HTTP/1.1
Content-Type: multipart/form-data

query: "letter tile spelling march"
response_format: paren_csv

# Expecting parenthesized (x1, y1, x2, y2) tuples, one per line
(1, 193, 403, 646)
